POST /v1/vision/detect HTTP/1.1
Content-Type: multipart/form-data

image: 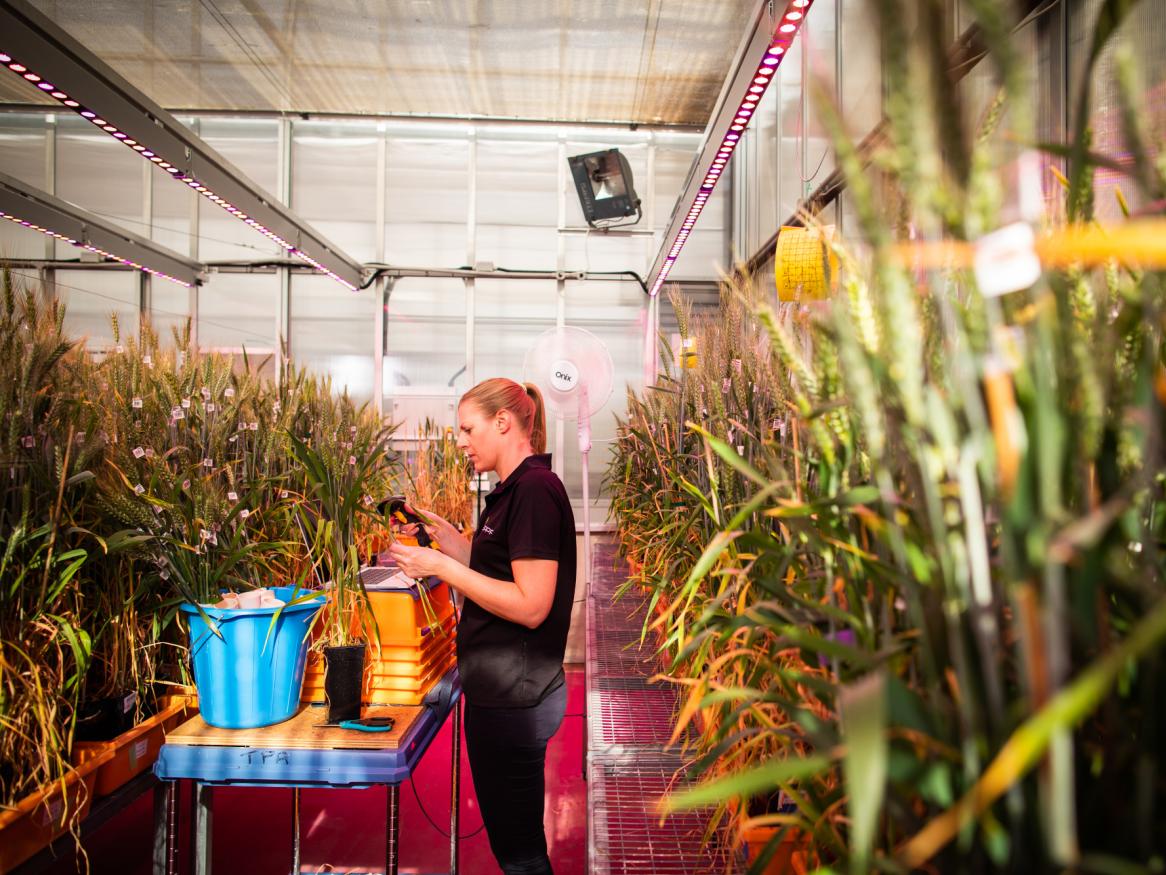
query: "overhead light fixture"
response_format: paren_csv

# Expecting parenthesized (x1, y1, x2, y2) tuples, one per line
(567, 149, 643, 229)
(645, 0, 814, 296)
(0, 0, 365, 291)
(0, 170, 205, 287)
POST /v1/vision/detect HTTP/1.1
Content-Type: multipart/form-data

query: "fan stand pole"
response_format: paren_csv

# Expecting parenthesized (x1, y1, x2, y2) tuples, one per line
(580, 446, 592, 591)
(577, 387, 593, 592)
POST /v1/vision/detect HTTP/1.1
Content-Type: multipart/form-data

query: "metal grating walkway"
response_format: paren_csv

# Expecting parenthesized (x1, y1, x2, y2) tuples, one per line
(586, 538, 742, 874)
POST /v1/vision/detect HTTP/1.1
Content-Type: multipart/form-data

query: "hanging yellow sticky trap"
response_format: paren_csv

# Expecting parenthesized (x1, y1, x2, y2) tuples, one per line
(680, 336, 698, 369)
(775, 225, 839, 302)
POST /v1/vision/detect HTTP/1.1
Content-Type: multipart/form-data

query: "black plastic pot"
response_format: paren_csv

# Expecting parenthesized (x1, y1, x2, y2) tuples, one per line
(75, 690, 138, 742)
(323, 644, 365, 724)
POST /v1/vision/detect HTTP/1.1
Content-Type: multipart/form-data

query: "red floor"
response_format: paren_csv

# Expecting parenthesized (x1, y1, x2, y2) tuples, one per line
(41, 667, 587, 875)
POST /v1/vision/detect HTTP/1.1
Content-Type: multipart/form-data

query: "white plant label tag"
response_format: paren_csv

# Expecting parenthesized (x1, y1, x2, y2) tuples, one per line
(550, 359, 578, 393)
(227, 491, 238, 502)
(225, 387, 235, 398)
(122, 691, 137, 713)
(131, 738, 149, 764)
(239, 508, 250, 520)
(182, 398, 191, 409)
(249, 422, 258, 431)
(348, 455, 357, 466)
(142, 355, 152, 365)
(134, 483, 145, 495)
(202, 458, 213, 468)
(205, 403, 215, 413)
(133, 446, 146, 459)
(974, 222, 1041, 298)
(145, 448, 155, 458)
(132, 397, 143, 409)
(21, 435, 34, 448)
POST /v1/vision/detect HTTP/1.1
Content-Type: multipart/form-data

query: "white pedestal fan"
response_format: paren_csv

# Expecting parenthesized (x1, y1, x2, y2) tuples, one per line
(523, 326, 615, 587)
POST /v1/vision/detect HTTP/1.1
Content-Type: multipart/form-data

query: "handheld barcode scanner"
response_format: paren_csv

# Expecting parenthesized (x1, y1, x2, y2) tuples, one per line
(379, 496, 433, 548)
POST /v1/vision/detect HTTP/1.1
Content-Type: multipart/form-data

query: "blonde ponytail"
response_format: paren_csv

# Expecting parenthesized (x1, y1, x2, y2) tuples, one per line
(522, 382, 547, 454)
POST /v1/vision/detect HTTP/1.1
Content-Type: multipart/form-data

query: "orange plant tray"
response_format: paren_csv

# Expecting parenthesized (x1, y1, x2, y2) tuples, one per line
(302, 649, 456, 702)
(363, 581, 455, 641)
(311, 584, 456, 648)
(72, 700, 191, 798)
(0, 746, 115, 872)
(303, 621, 453, 680)
(726, 797, 810, 875)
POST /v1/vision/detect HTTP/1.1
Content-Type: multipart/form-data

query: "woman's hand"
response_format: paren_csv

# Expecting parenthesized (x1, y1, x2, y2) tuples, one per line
(400, 504, 471, 566)
(386, 542, 453, 581)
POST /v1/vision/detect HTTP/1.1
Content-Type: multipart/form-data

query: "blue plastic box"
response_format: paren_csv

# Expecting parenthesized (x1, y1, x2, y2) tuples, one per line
(182, 586, 325, 729)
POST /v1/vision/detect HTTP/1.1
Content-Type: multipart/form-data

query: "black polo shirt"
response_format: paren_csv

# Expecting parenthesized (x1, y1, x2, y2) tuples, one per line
(458, 453, 576, 708)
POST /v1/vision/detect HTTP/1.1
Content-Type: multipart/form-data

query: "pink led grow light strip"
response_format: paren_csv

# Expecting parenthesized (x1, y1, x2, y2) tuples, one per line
(647, 0, 812, 297)
(0, 50, 357, 291)
(0, 208, 192, 287)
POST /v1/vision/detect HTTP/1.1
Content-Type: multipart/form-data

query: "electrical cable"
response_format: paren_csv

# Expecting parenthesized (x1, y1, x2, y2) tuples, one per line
(78, 208, 291, 257)
(198, 0, 293, 107)
(408, 776, 485, 840)
(407, 708, 589, 840)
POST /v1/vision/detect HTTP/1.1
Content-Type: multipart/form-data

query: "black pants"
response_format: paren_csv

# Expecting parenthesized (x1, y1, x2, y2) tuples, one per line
(464, 682, 567, 875)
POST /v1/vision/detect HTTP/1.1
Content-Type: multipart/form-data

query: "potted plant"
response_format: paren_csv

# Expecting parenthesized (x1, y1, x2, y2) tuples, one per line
(287, 413, 397, 724)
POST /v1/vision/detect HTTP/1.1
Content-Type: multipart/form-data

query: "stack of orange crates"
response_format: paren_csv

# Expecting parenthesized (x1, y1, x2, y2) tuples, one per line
(302, 578, 457, 706)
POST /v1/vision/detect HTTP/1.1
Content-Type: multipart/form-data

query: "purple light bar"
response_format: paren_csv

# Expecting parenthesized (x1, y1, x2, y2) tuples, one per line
(293, 248, 358, 291)
(0, 50, 352, 288)
(0, 207, 191, 287)
(648, 0, 813, 295)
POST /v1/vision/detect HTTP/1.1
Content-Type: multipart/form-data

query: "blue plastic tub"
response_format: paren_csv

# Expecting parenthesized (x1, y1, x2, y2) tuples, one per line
(182, 586, 326, 729)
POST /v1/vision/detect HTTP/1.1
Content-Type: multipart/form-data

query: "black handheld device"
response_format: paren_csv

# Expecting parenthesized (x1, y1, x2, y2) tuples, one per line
(378, 496, 433, 547)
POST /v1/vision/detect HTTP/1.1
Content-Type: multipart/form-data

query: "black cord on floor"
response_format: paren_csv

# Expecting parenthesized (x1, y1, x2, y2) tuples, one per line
(408, 776, 486, 840)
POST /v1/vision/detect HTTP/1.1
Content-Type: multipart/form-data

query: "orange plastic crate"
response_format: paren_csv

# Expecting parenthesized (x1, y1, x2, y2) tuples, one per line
(72, 700, 189, 798)
(364, 652, 456, 693)
(361, 658, 458, 706)
(301, 636, 455, 703)
(0, 747, 114, 872)
(302, 613, 455, 675)
(362, 581, 454, 641)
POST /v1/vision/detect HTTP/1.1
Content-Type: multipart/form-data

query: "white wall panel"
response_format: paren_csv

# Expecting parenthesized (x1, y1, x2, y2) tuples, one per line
(56, 268, 137, 347)
(292, 121, 379, 262)
(383, 276, 467, 393)
(196, 118, 282, 262)
(385, 136, 470, 266)
(197, 273, 277, 353)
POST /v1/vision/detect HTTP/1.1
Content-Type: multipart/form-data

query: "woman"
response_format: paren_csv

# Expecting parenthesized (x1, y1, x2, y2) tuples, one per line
(388, 377, 576, 875)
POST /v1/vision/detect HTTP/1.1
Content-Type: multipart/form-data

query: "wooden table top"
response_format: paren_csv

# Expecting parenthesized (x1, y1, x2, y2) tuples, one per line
(165, 704, 423, 751)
